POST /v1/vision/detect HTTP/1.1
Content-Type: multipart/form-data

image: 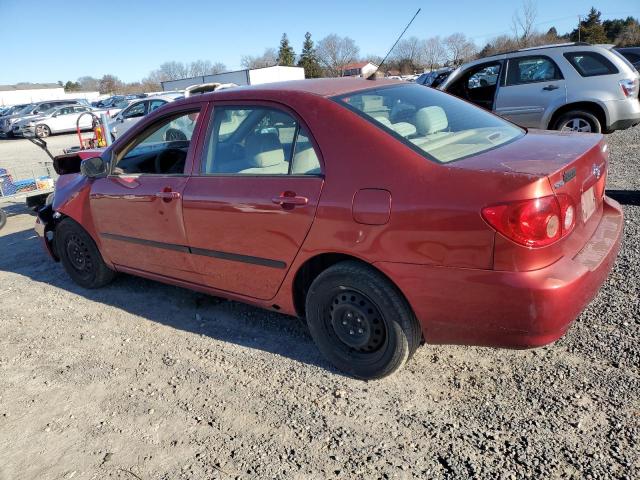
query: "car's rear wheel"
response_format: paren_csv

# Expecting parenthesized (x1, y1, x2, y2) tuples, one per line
(305, 261, 421, 379)
(553, 110, 601, 133)
(35, 124, 51, 138)
(56, 218, 116, 288)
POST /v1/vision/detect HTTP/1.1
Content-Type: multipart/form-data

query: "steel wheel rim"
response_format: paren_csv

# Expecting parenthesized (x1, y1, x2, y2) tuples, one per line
(65, 234, 94, 275)
(325, 289, 387, 354)
(560, 118, 591, 133)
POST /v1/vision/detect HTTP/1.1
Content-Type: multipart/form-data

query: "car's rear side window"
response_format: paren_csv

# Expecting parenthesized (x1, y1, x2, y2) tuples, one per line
(506, 56, 563, 85)
(200, 106, 321, 175)
(334, 84, 524, 164)
(564, 51, 619, 77)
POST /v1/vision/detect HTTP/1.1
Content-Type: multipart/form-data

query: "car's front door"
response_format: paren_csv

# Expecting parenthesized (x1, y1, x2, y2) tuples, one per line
(89, 104, 205, 282)
(182, 103, 324, 300)
(47, 106, 75, 132)
(494, 55, 566, 128)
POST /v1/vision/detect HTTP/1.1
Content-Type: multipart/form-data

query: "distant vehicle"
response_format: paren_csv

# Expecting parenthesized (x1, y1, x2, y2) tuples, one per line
(108, 95, 176, 139)
(38, 79, 622, 379)
(0, 99, 82, 137)
(439, 42, 640, 133)
(416, 68, 453, 88)
(12, 104, 105, 138)
(615, 47, 640, 71)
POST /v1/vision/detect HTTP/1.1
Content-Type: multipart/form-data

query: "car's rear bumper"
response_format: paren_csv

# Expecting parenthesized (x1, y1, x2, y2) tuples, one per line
(375, 196, 624, 348)
(605, 98, 640, 131)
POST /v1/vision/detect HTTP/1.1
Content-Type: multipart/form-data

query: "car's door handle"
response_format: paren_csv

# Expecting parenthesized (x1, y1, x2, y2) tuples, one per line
(542, 84, 559, 91)
(272, 192, 308, 207)
(155, 191, 181, 200)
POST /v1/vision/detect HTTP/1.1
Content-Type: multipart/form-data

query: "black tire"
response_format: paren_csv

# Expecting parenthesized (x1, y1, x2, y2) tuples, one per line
(0, 209, 6, 230)
(552, 110, 601, 133)
(305, 261, 421, 380)
(56, 218, 116, 288)
(35, 124, 51, 138)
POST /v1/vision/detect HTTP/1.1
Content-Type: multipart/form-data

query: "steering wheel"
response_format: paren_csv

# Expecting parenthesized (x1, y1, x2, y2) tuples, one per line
(165, 128, 187, 142)
(155, 148, 185, 174)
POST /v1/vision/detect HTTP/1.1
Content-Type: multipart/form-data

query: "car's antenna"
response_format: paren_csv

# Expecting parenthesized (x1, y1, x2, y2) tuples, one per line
(367, 8, 421, 80)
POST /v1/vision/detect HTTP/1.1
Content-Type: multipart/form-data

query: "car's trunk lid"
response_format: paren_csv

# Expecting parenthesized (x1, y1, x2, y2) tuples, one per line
(452, 129, 607, 221)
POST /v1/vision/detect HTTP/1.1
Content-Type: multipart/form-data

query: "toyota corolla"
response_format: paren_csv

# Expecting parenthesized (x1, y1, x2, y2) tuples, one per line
(35, 79, 623, 379)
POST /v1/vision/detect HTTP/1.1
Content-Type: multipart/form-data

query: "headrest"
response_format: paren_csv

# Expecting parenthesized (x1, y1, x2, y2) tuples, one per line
(245, 132, 285, 168)
(416, 106, 448, 135)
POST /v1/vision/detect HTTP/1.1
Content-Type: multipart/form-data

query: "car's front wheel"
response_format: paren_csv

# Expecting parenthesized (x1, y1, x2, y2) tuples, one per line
(0, 209, 7, 230)
(35, 124, 51, 138)
(553, 110, 601, 133)
(56, 218, 116, 288)
(305, 261, 421, 379)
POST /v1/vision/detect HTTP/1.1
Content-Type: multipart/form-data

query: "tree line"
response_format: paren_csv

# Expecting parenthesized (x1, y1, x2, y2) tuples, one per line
(60, 4, 639, 94)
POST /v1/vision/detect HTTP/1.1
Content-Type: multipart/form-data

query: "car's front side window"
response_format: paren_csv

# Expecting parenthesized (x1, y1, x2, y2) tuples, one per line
(112, 109, 201, 176)
(201, 106, 321, 175)
(335, 84, 524, 164)
(123, 102, 146, 119)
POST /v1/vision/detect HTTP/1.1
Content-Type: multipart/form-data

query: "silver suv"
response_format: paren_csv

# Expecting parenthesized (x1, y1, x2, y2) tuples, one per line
(439, 42, 640, 133)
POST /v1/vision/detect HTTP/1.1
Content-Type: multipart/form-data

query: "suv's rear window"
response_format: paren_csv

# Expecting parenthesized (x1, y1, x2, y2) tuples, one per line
(564, 51, 619, 77)
(333, 84, 524, 163)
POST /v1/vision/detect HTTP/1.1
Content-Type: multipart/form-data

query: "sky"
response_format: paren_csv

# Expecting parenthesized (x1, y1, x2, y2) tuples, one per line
(0, 0, 638, 85)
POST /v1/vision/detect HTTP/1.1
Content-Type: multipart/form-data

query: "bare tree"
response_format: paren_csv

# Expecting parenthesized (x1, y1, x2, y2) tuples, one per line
(422, 37, 446, 71)
(316, 34, 360, 77)
(391, 36, 423, 73)
(77, 76, 100, 91)
(98, 74, 123, 94)
(210, 62, 227, 74)
(443, 33, 477, 66)
(241, 48, 278, 69)
(512, 0, 538, 47)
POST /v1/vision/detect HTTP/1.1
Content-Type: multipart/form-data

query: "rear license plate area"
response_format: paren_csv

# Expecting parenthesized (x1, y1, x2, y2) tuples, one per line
(581, 186, 596, 223)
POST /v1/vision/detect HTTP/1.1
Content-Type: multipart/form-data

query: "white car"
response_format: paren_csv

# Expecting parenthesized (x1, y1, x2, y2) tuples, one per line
(108, 95, 175, 139)
(12, 105, 106, 138)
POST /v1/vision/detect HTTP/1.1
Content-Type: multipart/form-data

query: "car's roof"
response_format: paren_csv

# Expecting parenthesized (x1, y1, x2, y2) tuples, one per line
(184, 78, 403, 102)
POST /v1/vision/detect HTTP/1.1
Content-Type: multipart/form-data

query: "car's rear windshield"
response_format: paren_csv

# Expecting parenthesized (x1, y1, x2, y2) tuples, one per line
(333, 84, 524, 163)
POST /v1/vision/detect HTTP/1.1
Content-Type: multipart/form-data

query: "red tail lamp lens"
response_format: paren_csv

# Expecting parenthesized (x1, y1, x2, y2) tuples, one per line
(482, 195, 575, 248)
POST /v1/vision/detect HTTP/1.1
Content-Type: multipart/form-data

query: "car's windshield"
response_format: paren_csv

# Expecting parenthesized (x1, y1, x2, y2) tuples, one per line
(334, 84, 524, 163)
(15, 104, 35, 115)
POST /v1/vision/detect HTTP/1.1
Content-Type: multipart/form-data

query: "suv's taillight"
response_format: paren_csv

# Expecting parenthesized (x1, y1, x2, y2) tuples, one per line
(619, 78, 639, 98)
(482, 195, 575, 248)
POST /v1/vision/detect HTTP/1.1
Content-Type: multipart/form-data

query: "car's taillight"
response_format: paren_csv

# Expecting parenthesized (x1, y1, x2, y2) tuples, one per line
(482, 194, 575, 248)
(619, 78, 639, 98)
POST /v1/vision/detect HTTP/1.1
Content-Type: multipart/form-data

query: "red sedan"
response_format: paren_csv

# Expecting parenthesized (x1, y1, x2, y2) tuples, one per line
(35, 79, 623, 379)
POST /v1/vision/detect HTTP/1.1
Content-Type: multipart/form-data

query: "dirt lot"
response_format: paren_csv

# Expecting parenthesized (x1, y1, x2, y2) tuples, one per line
(0, 129, 639, 480)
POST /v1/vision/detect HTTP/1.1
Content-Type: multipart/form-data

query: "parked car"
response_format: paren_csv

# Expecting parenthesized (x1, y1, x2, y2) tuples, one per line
(108, 95, 175, 139)
(0, 99, 82, 137)
(416, 68, 453, 88)
(439, 42, 640, 133)
(36, 78, 622, 379)
(12, 104, 104, 138)
(615, 47, 640, 71)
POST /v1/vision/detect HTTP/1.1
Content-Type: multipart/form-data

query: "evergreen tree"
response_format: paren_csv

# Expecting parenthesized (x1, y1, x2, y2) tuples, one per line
(297, 32, 322, 78)
(570, 7, 608, 44)
(277, 33, 296, 66)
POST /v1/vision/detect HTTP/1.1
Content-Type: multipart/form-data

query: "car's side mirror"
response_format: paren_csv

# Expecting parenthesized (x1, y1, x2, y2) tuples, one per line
(80, 156, 108, 178)
(52, 113, 58, 117)
(118, 117, 124, 123)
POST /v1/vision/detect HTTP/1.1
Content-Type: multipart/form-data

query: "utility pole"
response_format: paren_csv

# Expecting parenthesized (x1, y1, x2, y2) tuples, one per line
(578, 15, 582, 42)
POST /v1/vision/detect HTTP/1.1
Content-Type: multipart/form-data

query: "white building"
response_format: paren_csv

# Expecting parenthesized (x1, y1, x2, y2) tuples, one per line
(341, 62, 379, 78)
(0, 83, 100, 106)
(161, 65, 305, 91)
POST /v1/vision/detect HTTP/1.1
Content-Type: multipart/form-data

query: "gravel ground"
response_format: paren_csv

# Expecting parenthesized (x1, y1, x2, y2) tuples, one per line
(0, 127, 639, 479)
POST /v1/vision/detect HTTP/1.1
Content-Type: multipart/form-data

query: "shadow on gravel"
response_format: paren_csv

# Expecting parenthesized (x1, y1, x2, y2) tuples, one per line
(0, 223, 340, 376)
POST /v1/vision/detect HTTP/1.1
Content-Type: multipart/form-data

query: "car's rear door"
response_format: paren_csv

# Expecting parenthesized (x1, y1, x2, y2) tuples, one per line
(89, 102, 206, 282)
(182, 101, 324, 300)
(494, 55, 566, 128)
